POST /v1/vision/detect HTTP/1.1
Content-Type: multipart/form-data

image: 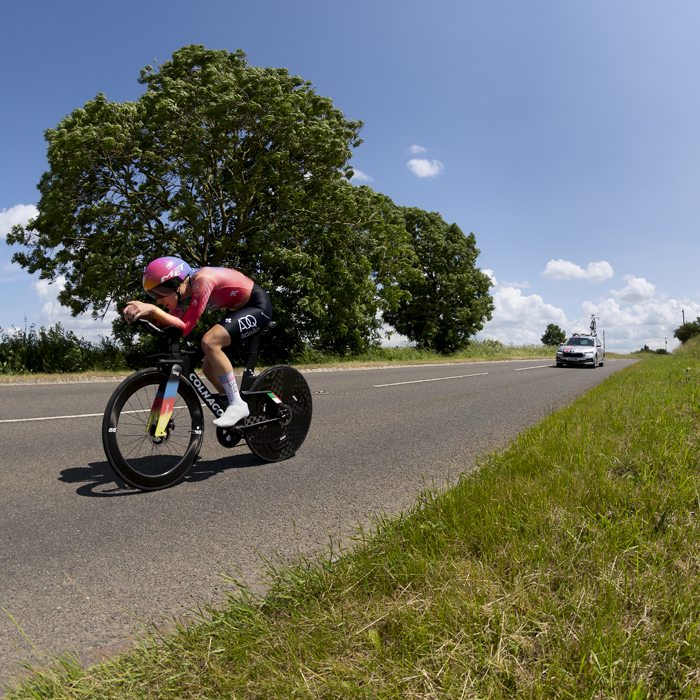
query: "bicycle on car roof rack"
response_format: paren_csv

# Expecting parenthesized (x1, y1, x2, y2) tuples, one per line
(102, 319, 312, 491)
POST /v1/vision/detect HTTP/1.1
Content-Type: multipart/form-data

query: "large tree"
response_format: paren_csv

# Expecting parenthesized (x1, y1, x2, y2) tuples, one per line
(8, 45, 413, 357)
(541, 323, 567, 346)
(382, 208, 494, 353)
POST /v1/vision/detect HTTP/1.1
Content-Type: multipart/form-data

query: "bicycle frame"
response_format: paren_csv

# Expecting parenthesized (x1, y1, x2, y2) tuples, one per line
(104, 320, 310, 489)
(144, 322, 279, 433)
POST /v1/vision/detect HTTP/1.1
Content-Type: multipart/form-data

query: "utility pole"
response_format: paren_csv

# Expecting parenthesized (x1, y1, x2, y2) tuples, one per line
(683, 309, 685, 325)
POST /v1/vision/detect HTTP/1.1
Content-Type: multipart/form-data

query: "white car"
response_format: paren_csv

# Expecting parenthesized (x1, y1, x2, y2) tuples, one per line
(556, 334, 605, 368)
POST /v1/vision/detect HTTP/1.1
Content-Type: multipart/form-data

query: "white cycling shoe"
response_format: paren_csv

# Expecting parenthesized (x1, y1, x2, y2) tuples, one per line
(213, 402, 250, 428)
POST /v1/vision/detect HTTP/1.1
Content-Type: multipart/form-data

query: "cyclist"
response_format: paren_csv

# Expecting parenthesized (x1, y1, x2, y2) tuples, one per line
(123, 256, 272, 428)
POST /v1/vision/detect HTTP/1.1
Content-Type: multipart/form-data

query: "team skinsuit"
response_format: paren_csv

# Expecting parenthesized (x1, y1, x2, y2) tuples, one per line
(147, 266, 272, 341)
(135, 257, 272, 428)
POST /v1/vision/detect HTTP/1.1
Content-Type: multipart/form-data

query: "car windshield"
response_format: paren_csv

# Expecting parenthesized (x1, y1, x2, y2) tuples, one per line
(566, 337, 593, 346)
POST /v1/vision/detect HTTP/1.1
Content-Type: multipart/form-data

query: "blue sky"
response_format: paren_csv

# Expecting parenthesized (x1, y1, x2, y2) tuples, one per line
(2, 0, 699, 352)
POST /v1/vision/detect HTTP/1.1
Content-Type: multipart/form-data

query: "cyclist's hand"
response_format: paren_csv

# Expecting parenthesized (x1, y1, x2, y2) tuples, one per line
(124, 301, 155, 324)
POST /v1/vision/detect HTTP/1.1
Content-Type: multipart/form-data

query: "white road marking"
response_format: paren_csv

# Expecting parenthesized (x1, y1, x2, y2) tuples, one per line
(0, 409, 151, 424)
(514, 364, 552, 371)
(0, 403, 210, 424)
(374, 372, 488, 388)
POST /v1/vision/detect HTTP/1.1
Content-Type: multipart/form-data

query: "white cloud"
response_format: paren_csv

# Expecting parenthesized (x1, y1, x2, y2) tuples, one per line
(409, 145, 428, 154)
(31, 276, 117, 342)
(610, 274, 655, 304)
(391, 262, 696, 352)
(502, 279, 530, 289)
(480, 285, 568, 345)
(379, 326, 412, 347)
(0, 203, 38, 238)
(407, 158, 444, 178)
(33, 276, 66, 302)
(542, 259, 614, 283)
(475, 265, 698, 352)
(350, 169, 373, 182)
(574, 296, 699, 352)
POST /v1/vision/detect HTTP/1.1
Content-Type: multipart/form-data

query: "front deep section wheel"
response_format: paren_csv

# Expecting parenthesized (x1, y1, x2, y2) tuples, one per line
(243, 365, 312, 462)
(102, 368, 204, 490)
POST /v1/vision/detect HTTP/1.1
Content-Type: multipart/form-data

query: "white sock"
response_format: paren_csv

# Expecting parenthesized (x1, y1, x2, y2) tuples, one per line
(218, 371, 243, 405)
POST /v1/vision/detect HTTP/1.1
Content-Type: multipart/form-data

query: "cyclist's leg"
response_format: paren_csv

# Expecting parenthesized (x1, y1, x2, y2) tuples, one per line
(201, 325, 248, 427)
(201, 325, 233, 392)
(202, 285, 272, 389)
(206, 288, 272, 427)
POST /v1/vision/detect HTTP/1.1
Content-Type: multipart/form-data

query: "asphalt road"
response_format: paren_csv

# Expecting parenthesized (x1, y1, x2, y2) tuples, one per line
(0, 358, 636, 689)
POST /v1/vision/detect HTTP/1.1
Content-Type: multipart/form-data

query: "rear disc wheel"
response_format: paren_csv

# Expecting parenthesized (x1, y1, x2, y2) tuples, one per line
(244, 365, 312, 462)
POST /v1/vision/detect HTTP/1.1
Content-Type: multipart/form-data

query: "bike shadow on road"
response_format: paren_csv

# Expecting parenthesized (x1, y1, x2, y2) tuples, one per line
(185, 452, 262, 484)
(60, 452, 264, 497)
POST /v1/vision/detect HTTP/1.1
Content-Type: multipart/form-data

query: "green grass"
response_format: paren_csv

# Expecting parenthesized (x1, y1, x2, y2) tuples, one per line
(0, 342, 563, 381)
(5, 341, 699, 698)
(292, 340, 560, 367)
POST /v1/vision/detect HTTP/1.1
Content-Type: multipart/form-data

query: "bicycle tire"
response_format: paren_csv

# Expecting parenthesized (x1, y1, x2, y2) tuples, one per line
(102, 368, 204, 490)
(244, 365, 312, 462)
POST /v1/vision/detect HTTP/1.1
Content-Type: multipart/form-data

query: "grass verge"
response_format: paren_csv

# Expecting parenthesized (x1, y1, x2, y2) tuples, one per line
(0, 343, 612, 382)
(291, 341, 558, 367)
(5, 342, 699, 698)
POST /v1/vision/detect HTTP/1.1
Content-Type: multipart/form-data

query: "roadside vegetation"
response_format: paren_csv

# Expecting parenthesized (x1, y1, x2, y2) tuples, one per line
(0, 323, 127, 375)
(291, 339, 556, 367)
(0, 322, 564, 379)
(4, 341, 699, 698)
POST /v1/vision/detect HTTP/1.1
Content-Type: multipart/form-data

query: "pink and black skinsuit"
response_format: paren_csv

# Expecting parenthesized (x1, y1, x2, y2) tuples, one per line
(149, 267, 272, 343)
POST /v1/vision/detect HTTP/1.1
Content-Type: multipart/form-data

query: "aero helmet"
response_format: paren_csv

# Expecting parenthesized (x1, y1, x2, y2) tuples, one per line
(142, 256, 193, 298)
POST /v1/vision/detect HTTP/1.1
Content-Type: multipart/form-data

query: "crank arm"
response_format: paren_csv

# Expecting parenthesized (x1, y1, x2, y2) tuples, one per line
(235, 416, 286, 433)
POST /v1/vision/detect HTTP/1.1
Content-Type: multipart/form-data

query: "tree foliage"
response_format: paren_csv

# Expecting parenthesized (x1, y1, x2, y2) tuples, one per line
(8, 45, 414, 358)
(382, 208, 494, 353)
(541, 323, 567, 346)
(673, 317, 700, 344)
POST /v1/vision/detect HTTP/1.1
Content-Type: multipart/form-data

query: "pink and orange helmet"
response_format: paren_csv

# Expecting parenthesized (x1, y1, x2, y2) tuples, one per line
(142, 257, 193, 298)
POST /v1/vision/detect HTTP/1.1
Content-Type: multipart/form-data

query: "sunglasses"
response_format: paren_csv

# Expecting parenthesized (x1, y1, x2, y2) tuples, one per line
(146, 284, 178, 300)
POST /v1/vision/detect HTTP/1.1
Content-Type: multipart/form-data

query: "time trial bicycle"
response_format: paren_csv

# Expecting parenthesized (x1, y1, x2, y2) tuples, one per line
(102, 320, 312, 491)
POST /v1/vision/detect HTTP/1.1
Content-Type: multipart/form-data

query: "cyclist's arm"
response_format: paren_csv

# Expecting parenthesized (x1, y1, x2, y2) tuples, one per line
(153, 274, 216, 336)
(147, 305, 187, 331)
(124, 300, 167, 325)
(124, 274, 217, 335)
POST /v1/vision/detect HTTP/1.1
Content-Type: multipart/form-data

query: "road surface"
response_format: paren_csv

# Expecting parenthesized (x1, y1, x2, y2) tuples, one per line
(0, 358, 636, 689)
